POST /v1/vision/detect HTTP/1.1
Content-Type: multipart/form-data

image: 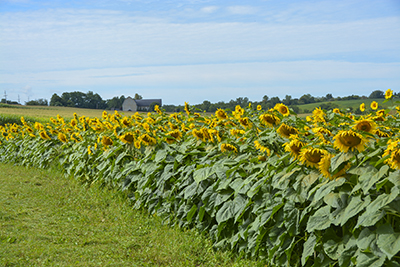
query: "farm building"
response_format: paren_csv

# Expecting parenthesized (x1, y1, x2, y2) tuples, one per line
(122, 97, 162, 112)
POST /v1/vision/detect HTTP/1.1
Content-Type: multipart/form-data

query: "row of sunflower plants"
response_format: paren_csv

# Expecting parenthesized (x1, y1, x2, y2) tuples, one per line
(1, 89, 400, 266)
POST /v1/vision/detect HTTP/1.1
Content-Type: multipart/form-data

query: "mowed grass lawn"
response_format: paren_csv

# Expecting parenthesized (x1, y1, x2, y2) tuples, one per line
(0, 163, 263, 267)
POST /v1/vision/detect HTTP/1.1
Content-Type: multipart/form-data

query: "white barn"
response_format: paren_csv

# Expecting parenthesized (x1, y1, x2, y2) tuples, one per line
(122, 97, 162, 112)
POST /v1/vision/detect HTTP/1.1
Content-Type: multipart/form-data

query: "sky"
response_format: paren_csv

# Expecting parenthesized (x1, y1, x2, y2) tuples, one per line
(0, 0, 399, 105)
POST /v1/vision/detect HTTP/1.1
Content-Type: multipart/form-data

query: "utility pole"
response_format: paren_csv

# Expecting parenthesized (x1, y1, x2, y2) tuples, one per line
(4, 90, 7, 103)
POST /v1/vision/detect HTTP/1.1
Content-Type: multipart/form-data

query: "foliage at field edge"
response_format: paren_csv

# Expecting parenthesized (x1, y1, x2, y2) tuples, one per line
(1, 90, 400, 266)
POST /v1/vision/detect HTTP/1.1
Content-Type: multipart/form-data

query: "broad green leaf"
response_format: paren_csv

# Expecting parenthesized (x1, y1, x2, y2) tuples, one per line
(216, 200, 235, 224)
(193, 166, 215, 183)
(355, 252, 386, 267)
(331, 152, 354, 172)
(306, 205, 331, 232)
(387, 170, 400, 187)
(377, 224, 400, 260)
(360, 165, 389, 194)
(356, 210, 385, 228)
(340, 195, 371, 226)
(301, 171, 319, 188)
(301, 233, 316, 266)
(311, 178, 345, 205)
(357, 228, 376, 251)
(154, 149, 167, 163)
(323, 239, 345, 260)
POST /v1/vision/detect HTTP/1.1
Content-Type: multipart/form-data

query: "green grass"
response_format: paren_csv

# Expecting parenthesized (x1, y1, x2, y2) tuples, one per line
(0, 163, 264, 267)
(297, 98, 395, 113)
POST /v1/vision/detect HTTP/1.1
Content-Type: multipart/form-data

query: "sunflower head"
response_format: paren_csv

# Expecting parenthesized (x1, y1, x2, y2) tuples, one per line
(215, 109, 228, 120)
(353, 119, 376, 133)
(39, 131, 51, 140)
(385, 89, 393, 100)
(284, 139, 305, 159)
(259, 114, 280, 127)
(360, 103, 366, 112)
(101, 136, 114, 147)
(277, 123, 298, 138)
(257, 105, 262, 111)
(239, 117, 252, 128)
(371, 101, 378, 110)
(299, 147, 327, 168)
(333, 130, 368, 153)
(274, 103, 290, 116)
(220, 143, 238, 153)
(120, 132, 135, 144)
(184, 102, 190, 115)
(140, 133, 157, 146)
(165, 129, 182, 144)
(57, 132, 68, 143)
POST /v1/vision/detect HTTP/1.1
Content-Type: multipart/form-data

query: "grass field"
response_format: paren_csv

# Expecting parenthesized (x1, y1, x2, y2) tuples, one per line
(0, 163, 263, 267)
(296, 98, 392, 113)
(0, 104, 141, 120)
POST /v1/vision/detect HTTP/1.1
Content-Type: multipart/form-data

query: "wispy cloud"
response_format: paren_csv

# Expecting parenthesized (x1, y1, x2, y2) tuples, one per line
(200, 6, 219, 13)
(226, 5, 258, 15)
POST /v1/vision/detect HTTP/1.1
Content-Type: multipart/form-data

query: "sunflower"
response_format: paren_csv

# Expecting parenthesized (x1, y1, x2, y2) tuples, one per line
(184, 102, 190, 115)
(120, 132, 135, 144)
(154, 105, 162, 115)
(121, 117, 131, 127)
(39, 131, 51, 140)
(333, 130, 368, 153)
(192, 129, 205, 141)
(353, 119, 376, 133)
(299, 147, 327, 168)
(383, 141, 400, 169)
(371, 101, 378, 110)
(139, 133, 157, 146)
(254, 140, 271, 156)
(220, 143, 238, 153)
(239, 117, 252, 128)
(360, 103, 366, 112)
(274, 103, 290, 116)
(318, 153, 351, 180)
(259, 114, 280, 127)
(57, 132, 68, 143)
(87, 145, 93, 155)
(101, 136, 113, 147)
(283, 139, 305, 159)
(165, 129, 182, 144)
(257, 105, 262, 111)
(277, 123, 298, 138)
(333, 108, 341, 114)
(376, 109, 386, 117)
(385, 89, 393, 100)
(215, 109, 228, 120)
(374, 129, 391, 138)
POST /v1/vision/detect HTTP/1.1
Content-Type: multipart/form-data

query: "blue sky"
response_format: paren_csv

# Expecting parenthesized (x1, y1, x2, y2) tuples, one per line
(0, 0, 399, 105)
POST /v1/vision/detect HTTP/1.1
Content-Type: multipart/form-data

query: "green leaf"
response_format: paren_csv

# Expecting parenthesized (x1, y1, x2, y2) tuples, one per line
(187, 204, 197, 222)
(387, 170, 400, 187)
(216, 200, 235, 224)
(306, 205, 331, 232)
(357, 228, 376, 251)
(377, 224, 400, 260)
(311, 178, 346, 205)
(331, 152, 354, 172)
(340, 195, 371, 226)
(154, 149, 167, 163)
(301, 233, 317, 266)
(356, 252, 386, 267)
(193, 166, 215, 183)
(356, 210, 385, 228)
(360, 165, 389, 194)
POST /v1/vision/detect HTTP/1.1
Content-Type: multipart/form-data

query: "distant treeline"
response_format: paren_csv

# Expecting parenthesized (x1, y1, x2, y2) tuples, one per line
(47, 92, 142, 110)
(1, 89, 396, 113)
(164, 90, 398, 113)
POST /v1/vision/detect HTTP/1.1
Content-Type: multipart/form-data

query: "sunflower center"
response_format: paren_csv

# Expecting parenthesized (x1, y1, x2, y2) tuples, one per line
(339, 134, 361, 147)
(306, 150, 323, 163)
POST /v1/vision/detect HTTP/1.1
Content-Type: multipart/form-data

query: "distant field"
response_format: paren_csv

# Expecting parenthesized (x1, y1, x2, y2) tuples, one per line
(296, 98, 393, 113)
(0, 104, 141, 120)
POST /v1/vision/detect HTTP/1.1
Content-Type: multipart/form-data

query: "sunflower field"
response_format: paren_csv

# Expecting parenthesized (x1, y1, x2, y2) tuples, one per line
(1, 89, 400, 266)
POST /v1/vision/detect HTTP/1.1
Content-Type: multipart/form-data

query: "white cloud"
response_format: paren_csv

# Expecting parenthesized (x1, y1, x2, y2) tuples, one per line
(200, 6, 219, 13)
(226, 5, 258, 15)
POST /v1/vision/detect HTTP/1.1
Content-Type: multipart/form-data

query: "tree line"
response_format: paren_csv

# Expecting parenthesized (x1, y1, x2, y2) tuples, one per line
(2, 89, 396, 113)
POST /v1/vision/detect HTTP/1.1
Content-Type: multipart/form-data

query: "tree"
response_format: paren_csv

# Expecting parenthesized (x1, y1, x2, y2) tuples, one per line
(369, 90, 384, 99)
(134, 93, 143, 100)
(326, 93, 333, 100)
(50, 93, 64, 106)
(283, 95, 292, 105)
(25, 98, 48, 106)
